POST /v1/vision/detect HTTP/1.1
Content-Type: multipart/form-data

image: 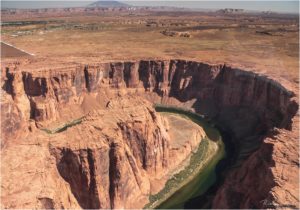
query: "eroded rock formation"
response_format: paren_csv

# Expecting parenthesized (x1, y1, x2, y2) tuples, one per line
(1, 59, 298, 208)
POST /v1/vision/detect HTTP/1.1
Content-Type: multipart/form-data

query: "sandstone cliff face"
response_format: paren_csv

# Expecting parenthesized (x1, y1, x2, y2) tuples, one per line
(1, 59, 298, 208)
(1, 94, 205, 209)
(3, 60, 297, 131)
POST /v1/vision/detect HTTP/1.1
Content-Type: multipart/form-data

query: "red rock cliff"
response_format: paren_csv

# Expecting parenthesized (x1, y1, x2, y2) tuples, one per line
(1, 59, 298, 208)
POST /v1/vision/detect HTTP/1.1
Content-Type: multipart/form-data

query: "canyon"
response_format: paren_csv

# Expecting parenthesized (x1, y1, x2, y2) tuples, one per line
(1, 59, 299, 208)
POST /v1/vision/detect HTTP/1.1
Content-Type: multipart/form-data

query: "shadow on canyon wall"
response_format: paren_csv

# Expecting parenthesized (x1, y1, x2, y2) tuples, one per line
(2, 59, 298, 208)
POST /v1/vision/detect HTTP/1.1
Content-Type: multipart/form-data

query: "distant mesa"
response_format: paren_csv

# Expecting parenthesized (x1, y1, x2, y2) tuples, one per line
(160, 30, 191, 38)
(217, 8, 244, 14)
(262, 11, 277, 15)
(88, 0, 129, 8)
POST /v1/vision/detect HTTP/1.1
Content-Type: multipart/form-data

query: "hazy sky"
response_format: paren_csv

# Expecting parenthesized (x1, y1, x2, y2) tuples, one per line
(1, 1, 299, 14)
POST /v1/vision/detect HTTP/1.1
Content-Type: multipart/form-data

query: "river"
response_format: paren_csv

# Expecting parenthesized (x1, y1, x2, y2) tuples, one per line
(150, 105, 226, 209)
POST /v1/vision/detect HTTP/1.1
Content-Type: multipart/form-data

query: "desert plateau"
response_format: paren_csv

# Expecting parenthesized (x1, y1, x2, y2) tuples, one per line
(1, 1, 299, 209)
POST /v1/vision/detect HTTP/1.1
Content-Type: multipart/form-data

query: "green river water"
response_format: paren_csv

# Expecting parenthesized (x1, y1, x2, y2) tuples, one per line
(150, 105, 226, 209)
(41, 105, 227, 209)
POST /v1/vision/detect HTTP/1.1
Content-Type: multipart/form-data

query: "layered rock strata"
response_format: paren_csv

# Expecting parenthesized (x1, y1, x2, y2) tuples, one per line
(1, 59, 298, 208)
(1, 94, 205, 208)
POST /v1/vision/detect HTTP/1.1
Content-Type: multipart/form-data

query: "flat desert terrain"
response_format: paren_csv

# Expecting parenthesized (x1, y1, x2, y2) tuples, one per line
(1, 5, 299, 210)
(1, 9, 299, 82)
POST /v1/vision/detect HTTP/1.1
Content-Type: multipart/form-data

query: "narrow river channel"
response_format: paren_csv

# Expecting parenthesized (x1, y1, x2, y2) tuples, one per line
(152, 105, 226, 209)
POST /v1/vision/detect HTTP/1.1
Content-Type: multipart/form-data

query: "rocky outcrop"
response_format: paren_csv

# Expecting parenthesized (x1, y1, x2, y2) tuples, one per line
(1, 59, 298, 208)
(1, 94, 206, 209)
(3, 60, 296, 138)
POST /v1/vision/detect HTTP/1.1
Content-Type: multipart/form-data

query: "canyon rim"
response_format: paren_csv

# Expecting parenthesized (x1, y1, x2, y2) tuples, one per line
(1, 1, 299, 209)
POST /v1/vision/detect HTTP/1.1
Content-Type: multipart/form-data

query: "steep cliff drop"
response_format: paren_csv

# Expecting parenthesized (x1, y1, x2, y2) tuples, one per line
(1, 59, 299, 209)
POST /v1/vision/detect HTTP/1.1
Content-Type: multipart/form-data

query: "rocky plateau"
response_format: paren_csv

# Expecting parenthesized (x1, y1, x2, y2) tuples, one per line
(1, 59, 299, 209)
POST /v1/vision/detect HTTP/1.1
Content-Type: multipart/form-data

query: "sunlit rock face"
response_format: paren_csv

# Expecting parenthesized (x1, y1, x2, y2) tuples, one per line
(1, 59, 298, 209)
